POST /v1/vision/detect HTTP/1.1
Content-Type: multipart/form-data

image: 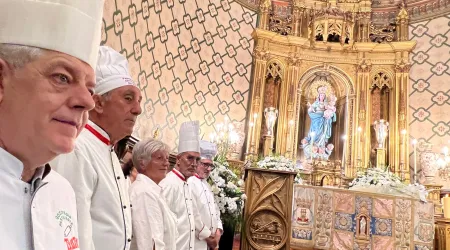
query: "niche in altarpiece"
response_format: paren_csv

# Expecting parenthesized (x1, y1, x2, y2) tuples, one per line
(369, 71, 392, 167)
(259, 61, 283, 154)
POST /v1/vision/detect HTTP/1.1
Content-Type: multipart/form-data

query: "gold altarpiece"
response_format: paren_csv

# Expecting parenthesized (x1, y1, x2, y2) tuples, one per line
(245, 0, 415, 183)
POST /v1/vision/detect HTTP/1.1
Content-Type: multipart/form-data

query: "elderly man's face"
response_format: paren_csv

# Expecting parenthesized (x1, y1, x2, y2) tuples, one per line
(95, 85, 142, 141)
(176, 151, 200, 178)
(196, 159, 214, 179)
(0, 49, 95, 163)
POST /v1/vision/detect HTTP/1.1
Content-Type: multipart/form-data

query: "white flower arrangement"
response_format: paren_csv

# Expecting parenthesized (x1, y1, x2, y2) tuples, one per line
(349, 167, 428, 202)
(208, 160, 245, 225)
(256, 155, 303, 184)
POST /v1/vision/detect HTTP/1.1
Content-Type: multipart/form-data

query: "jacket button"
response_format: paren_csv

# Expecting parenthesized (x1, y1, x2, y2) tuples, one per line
(123, 206, 127, 209)
(128, 238, 131, 242)
(117, 176, 121, 180)
(130, 204, 133, 208)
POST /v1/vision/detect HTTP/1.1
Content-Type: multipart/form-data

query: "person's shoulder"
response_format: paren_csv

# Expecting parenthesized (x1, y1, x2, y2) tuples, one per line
(44, 170, 75, 193)
(187, 175, 201, 186)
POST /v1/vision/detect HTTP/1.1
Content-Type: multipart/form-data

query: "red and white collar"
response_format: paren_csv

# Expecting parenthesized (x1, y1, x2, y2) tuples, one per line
(194, 173, 202, 180)
(85, 121, 111, 145)
(172, 168, 186, 182)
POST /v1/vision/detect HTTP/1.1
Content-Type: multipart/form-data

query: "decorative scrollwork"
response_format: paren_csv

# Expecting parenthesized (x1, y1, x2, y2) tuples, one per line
(269, 13, 293, 36)
(369, 23, 397, 43)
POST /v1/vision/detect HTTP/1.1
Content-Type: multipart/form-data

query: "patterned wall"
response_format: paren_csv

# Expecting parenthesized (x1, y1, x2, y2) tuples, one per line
(409, 14, 450, 187)
(101, 0, 257, 151)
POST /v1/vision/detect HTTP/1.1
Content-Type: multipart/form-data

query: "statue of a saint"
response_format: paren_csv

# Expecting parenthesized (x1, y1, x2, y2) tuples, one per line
(359, 217, 367, 236)
(301, 85, 337, 160)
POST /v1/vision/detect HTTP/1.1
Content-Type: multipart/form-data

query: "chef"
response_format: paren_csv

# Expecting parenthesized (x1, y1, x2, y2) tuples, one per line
(51, 46, 142, 250)
(130, 138, 178, 250)
(160, 121, 216, 250)
(0, 0, 103, 249)
(188, 140, 223, 250)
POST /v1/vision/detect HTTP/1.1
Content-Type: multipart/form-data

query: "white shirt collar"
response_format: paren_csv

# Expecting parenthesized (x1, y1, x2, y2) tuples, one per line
(136, 173, 162, 191)
(86, 120, 111, 145)
(0, 147, 24, 179)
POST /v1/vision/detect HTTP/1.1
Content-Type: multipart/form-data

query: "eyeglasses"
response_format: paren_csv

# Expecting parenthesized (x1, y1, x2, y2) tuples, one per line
(199, 162, 215, 170)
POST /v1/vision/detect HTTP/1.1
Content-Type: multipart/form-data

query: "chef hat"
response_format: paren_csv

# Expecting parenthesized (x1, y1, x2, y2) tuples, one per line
(178, 121, 200, 154)
(200, 140, 217, 160)
(0, 0, 104, 69)
(95, 46, 138, 95)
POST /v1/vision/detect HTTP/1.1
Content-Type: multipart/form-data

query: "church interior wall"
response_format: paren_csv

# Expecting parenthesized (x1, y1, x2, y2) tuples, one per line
(408, 14, 450, 188)
(101, 0, 257, 151)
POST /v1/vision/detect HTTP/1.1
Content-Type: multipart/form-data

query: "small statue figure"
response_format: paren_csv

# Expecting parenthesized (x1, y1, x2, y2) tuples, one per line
(360, 216, 367, 236)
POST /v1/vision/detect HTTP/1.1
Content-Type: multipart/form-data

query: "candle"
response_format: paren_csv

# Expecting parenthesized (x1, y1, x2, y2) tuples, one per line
(357, 127, 362, 161)
(248, 122, 254, 153)
(287, 120, 295, 155)
(412, 139, 417, 183)
(342, 135, 347, 174)
(252, 113, 258, 149)
(401, 129, 407, 164)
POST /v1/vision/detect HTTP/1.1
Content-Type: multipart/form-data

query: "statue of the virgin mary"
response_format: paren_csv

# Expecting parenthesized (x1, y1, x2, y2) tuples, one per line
(301, 85, 337, 160)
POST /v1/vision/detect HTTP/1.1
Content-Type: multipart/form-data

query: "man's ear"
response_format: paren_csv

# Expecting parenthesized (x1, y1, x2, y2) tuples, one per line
(0, 58, 10, 103)
(176, 153, 183, 167)
(92, 94, 105, 113)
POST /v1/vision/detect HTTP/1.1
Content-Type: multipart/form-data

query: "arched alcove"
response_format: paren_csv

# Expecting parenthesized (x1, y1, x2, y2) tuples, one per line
(295, 65, 355, 165)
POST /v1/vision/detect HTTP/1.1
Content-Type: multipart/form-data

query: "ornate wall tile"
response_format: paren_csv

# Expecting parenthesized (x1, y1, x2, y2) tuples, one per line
(373, 198, 394, 218)
(102, 0, 257, 151)
(409, 15, 450, 188)
(372, 235, 394, 250)
(314, 190, 333, 248)
(334, 192, 355, 214)
(332, 230, 353, 250)
(395, 199, 412, 248)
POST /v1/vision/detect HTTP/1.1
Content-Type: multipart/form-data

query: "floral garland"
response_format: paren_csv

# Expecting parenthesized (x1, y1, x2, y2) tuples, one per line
(256, 155, 303, 184)
(208, 159, 246, 226)
(349, 167, 428, 202)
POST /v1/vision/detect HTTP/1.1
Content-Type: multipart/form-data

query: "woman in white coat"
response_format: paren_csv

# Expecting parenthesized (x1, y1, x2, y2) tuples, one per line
(130, 138, 178, 250)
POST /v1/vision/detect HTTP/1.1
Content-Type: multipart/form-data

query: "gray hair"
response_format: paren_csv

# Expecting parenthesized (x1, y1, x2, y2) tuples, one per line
(132, 138, 170, 173)
(0, 44, 43, 68)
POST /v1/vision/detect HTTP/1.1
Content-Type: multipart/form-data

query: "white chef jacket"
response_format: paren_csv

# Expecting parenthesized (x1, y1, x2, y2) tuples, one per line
(160, 169, 212, 250)
(51, 121, 132, 250)
(0, 147, 79, 250)
(188, 174, 223, 250)
(130, 174, 178, 250)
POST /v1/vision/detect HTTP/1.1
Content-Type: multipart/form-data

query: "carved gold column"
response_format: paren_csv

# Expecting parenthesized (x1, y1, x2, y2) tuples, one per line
(395, 61, 410, 181)
(280, 56, 301, 159)
(345, 93, 357, 178)
(258, 0, 271, 30)
(292, 0, 303, 37)
(241, 168, 296, 250)
(396, 4, 409, 42)
(246, 47, 269, 160)
(355, 60, 371, 171)
(357, 12, 371, 42)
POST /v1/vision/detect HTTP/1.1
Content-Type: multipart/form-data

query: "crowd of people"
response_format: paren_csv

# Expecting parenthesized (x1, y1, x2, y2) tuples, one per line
(0, 0, 224, 249)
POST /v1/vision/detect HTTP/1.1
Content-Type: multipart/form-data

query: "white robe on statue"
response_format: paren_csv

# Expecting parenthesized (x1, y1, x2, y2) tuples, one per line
(130, 174, 178, 250)
(51, 121, 132, 250)
(0, 148, 79, 250)
(188, 174, 223, 250)
(159, 169, 212, 250)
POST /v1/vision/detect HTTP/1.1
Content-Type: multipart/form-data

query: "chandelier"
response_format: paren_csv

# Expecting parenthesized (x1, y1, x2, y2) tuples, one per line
(209, 117, 240, 161)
